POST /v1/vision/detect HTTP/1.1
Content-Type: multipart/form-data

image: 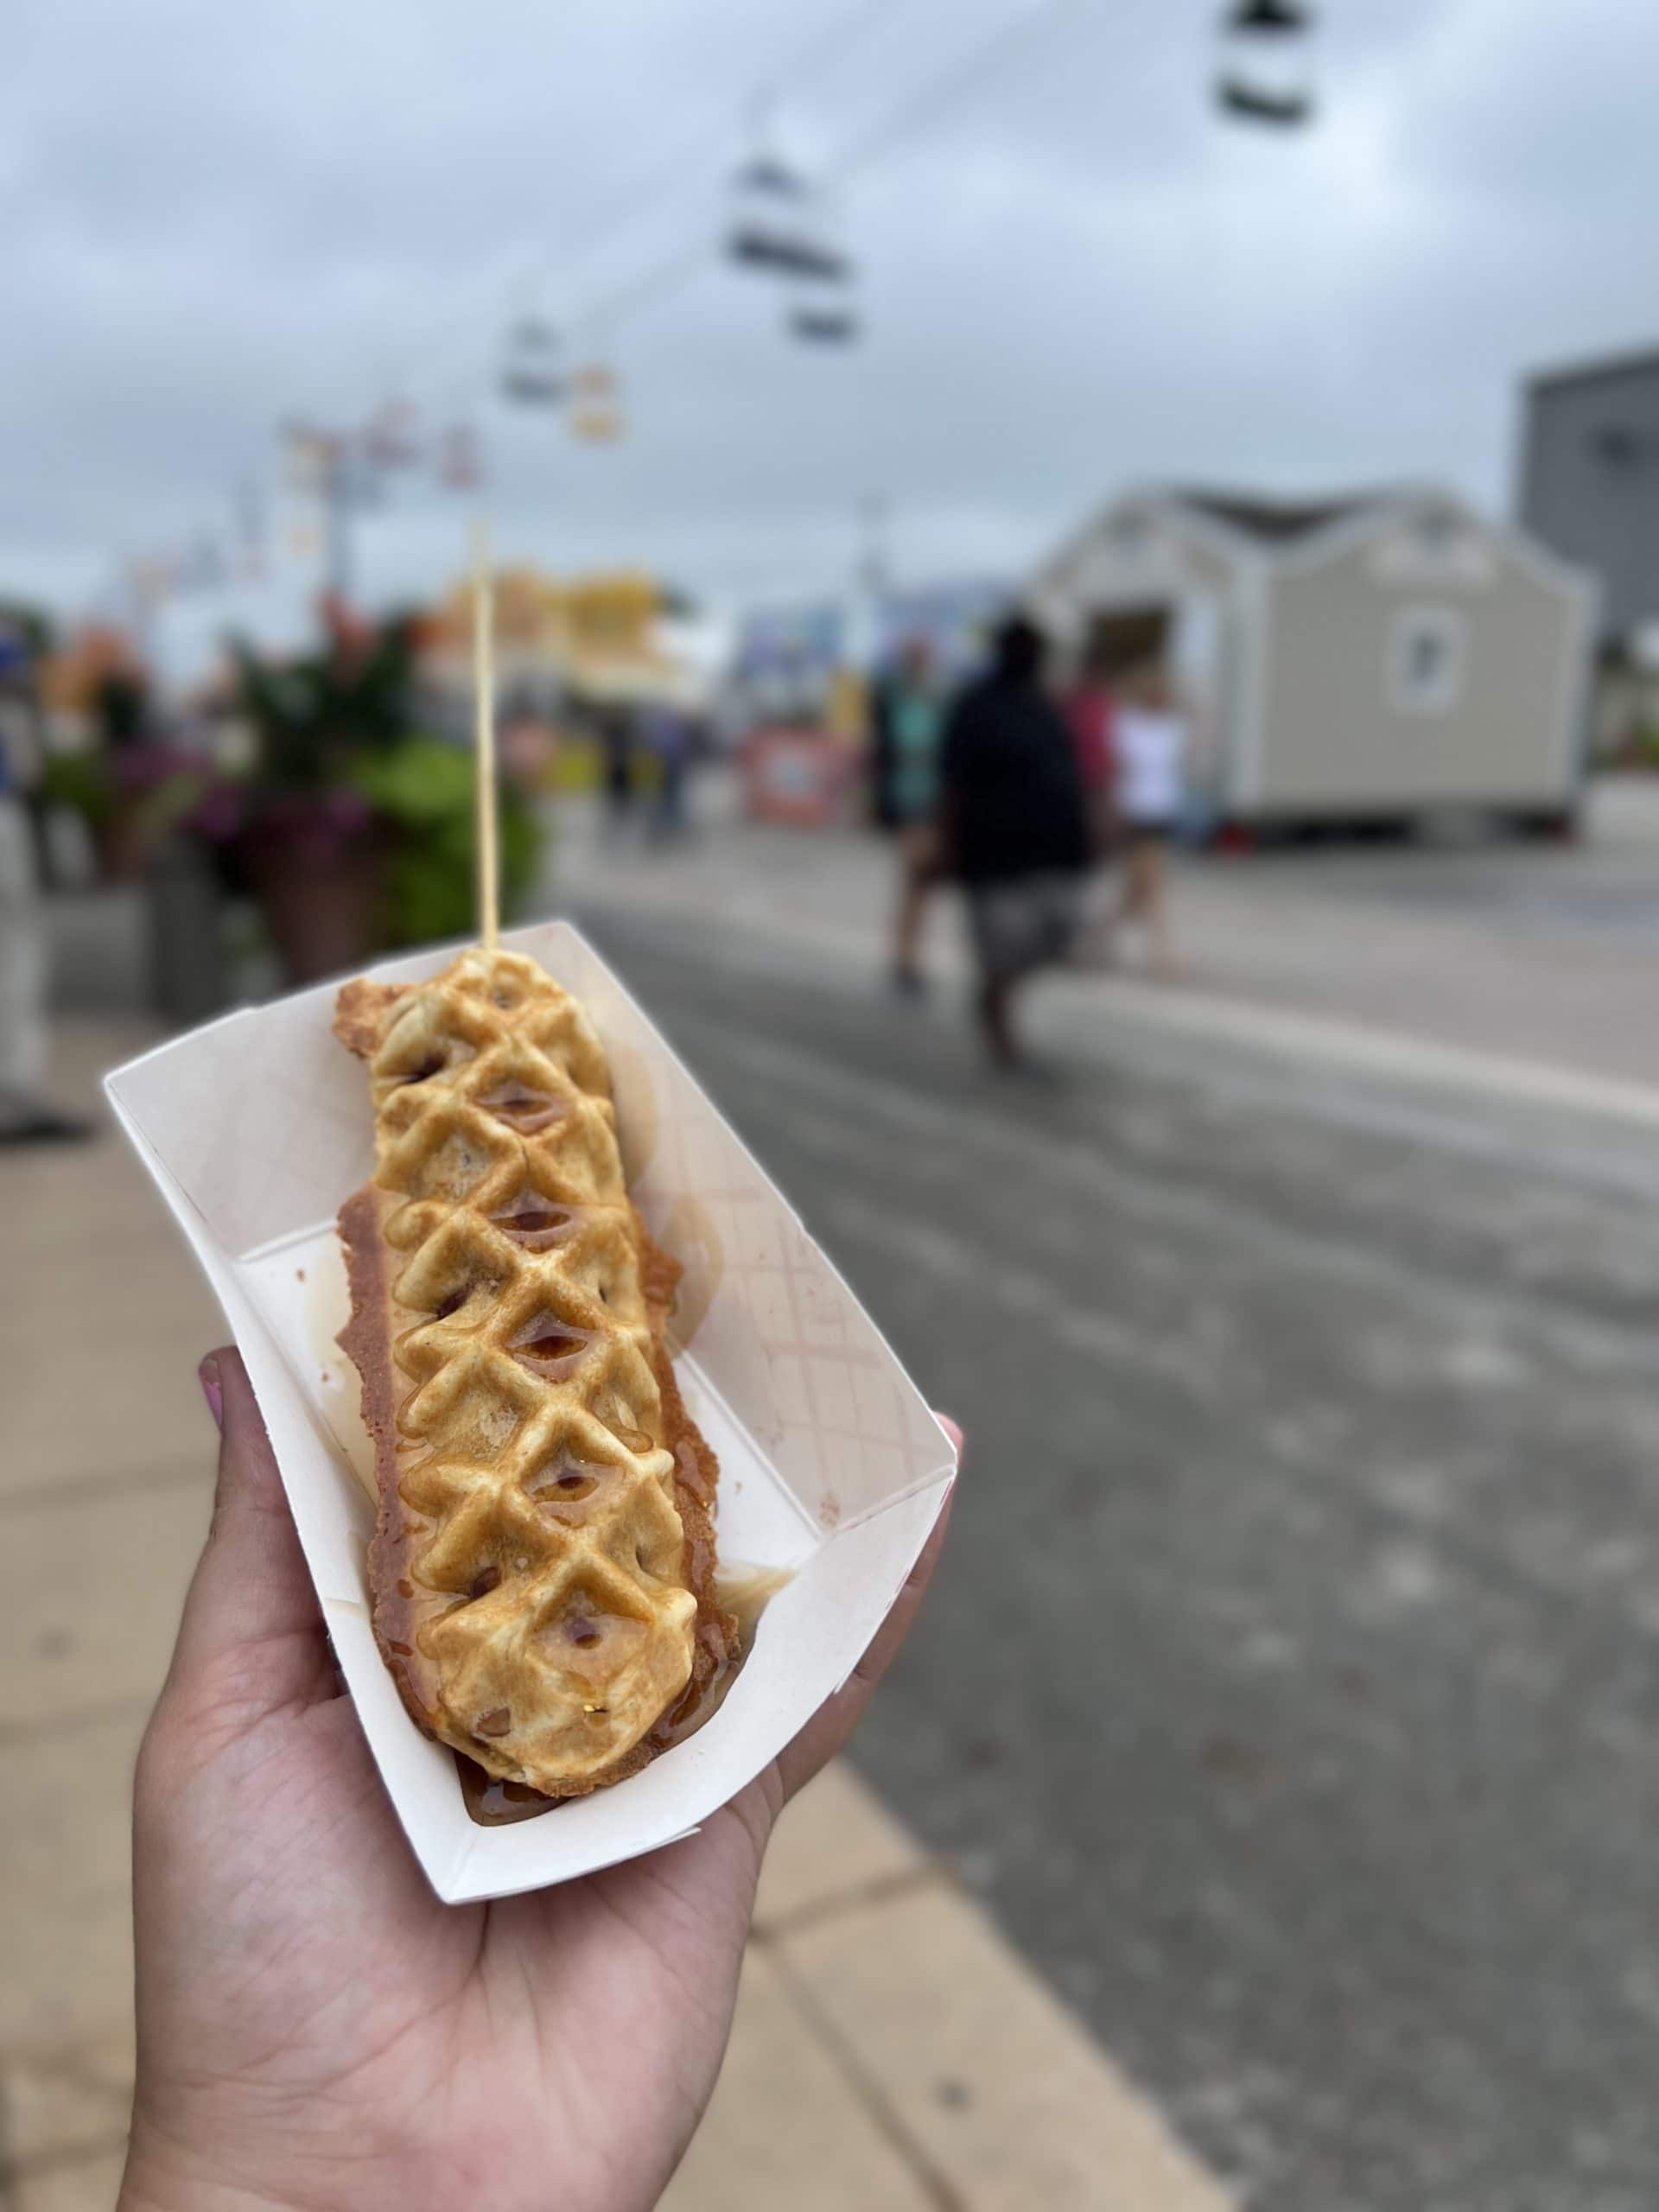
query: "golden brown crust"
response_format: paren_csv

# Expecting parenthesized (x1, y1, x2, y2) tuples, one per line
(334, 969, 736, 1802)
(334, 979, 408, 1059)
(637, 1219, 733, 1745)
(337, 1184, 433, 1738)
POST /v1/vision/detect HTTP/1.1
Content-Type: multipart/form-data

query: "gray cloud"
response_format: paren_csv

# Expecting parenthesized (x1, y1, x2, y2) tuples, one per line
(3, 0, 1656, 667)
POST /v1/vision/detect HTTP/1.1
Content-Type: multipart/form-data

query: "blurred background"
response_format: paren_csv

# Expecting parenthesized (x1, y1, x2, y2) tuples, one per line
(7, 2, 1659, 2207)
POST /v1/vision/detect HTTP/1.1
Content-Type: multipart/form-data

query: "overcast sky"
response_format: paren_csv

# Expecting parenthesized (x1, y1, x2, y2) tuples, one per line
(4, 0, 1656, 669)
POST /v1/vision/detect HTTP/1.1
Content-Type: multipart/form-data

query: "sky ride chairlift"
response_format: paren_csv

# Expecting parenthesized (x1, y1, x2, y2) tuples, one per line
(568, 363, 625, 443)
(500, 316, 569, 406)
(727, 152, 852, 282)
(727, 146, 860, 346)
(1216, 0, 1317, 127)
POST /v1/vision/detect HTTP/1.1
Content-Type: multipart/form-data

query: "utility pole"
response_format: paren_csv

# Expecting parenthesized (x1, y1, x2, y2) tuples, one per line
(857, 492, 892, 599)
(280, 423, 377, 607)
(848, 492, 892, 671)
(321, 437, 355, 604)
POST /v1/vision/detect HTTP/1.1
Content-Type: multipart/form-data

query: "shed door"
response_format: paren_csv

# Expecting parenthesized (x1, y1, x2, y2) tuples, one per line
(1084, 605, 1169, 677)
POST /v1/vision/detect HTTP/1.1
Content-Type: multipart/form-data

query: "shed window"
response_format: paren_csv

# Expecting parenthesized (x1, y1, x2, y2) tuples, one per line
(1389, 606, 1464, 716)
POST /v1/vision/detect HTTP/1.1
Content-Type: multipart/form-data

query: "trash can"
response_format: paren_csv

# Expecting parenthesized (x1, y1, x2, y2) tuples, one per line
(145, 837, 229, 1024)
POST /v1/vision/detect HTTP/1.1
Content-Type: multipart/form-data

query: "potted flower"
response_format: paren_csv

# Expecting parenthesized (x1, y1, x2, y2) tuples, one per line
(215, 601, 540, 983)
(43, 735, 218, 882)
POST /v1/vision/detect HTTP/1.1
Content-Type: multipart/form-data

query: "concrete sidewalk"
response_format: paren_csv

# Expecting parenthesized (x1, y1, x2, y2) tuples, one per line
(0, 1014, 1228, 2212)
(554, 773, 1659, 1099)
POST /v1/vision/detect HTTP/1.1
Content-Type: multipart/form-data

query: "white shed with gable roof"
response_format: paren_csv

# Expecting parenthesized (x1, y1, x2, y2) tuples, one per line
(1027, 486, 1598, 835)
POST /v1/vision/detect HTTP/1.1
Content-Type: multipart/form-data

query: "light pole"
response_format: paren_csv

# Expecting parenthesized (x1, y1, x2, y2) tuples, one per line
(322, 437, 355, 603)
(279, 422, 384, 607)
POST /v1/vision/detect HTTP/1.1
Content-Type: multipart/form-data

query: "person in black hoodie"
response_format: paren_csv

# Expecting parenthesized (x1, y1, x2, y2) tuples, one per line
(938, 614, 1089, 1071)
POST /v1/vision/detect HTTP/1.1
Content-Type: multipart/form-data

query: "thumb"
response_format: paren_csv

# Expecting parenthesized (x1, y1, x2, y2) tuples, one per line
(162, 1346, 333, 1725)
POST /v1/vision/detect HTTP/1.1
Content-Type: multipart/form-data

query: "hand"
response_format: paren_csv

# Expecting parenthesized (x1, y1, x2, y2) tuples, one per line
(119, 1350, 957, 2212)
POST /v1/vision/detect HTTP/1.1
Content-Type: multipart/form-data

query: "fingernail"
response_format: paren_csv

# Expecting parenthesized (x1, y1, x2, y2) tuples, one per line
(199, 1357, 223, 1431)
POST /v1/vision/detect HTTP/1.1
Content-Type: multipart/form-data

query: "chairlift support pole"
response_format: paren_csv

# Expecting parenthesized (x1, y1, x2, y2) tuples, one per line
(322, 440, 354, 604)
(280, 422, 367, 605)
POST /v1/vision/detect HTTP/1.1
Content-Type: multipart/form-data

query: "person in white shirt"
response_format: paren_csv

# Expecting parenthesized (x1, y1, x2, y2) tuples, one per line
(1110, 661, 1187, 979)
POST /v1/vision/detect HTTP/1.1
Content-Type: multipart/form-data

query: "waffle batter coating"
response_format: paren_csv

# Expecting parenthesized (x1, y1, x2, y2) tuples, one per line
(335, 947, 728, 1798)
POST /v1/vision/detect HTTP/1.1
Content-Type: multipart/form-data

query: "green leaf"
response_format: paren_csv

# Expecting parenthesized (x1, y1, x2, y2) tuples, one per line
(344, 734, 544, 945)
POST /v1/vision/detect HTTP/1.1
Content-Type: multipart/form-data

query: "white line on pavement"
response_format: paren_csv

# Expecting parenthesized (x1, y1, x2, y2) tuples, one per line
(697, 1017, 1659, 1372)
(572, 869, 1659, 1139)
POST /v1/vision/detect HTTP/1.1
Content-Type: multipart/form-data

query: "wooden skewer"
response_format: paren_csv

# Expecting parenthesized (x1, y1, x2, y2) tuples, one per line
(471, 517, 499, 952)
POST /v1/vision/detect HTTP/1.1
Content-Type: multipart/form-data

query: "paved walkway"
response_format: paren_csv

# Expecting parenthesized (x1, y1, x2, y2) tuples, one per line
(556, 772, 1659, 1100)
(19, 780, 1653, 2204)
(0, 1012, 1228, 2212)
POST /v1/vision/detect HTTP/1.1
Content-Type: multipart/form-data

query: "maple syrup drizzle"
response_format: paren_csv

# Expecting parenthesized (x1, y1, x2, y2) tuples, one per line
(510, 1320, 592, 1378)
(454, 1752, 561, 1826)
(490, 1198, 578, 1251)
(453, 1569, 794, 1825)
(477, 1082, 566, 1135)
(524, 1453, 608, 1510)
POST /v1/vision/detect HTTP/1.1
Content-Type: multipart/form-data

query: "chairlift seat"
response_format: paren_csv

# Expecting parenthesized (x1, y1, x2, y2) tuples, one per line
(501, 318, 567, 408)
(789, 305, 859, 345)
(728, 148, 851, 283)
(1225, 0, 1312, 31)
(1217, 73, 1312, 123)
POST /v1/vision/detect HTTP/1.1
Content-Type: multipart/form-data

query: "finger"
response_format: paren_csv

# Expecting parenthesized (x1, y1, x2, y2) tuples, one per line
(774, 1414, 960, 1804)
(162, 1347, 332, 1718)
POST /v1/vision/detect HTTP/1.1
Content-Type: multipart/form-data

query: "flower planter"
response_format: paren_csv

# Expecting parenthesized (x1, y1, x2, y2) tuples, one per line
(247, 842, 383, 985)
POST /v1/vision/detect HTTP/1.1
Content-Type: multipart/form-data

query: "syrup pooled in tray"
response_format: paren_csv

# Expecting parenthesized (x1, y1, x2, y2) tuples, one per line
(454, 1751, 566, 1827)
(650, 1563, 796, 1754)
(718, 1563, 796, 1647)
(454, 1564, 795, 1824)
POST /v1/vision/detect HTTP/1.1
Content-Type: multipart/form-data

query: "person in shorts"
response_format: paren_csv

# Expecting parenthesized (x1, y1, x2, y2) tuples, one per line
(869, 637, 946, 995)
(1111, 660, 1188, 978)
(938, 615, 1090, 1071)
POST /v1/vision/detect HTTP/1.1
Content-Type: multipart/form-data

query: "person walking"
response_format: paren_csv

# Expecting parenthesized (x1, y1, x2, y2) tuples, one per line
(1110, 660, 1188, 979)
(1064, 640, 1118, 855)
(638, 698, 692, 846)
(598, 705, 636, 839)
(869, 638, 946, 995)
(1063, 640, 1120, 964)
(938, 615, 1090, 1071)
(0, 706, 90, 1143)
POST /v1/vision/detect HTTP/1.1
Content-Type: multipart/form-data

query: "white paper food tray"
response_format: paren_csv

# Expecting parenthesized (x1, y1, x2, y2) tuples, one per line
(104, 919, 955, 1904)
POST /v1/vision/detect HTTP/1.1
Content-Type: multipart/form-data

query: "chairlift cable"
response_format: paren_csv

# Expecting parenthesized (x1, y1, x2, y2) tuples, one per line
(398, 0, 917, 412)
(143, 0, 1107, 605)
(409, 0, 1103, 401)
(546, 0, 902, 279)
(580, 0, 1103, 337)
(829, 0, 1096, 185)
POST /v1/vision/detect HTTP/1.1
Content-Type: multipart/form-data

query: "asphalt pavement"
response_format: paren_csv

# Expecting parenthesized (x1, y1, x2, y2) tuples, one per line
(575, 898, 1659, 2212)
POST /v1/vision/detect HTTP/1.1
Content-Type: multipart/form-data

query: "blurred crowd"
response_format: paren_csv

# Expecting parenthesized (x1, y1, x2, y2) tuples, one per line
(0, 585, 1201, 1122)
(868, 617, 1189, 1070)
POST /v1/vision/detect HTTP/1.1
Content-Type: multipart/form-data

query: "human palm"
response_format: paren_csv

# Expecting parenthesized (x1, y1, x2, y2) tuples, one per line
(120, 1352, 952, 2212)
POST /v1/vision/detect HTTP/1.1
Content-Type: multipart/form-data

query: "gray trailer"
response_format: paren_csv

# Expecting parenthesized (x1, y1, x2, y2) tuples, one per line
(1028, 485, 1598, 837)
